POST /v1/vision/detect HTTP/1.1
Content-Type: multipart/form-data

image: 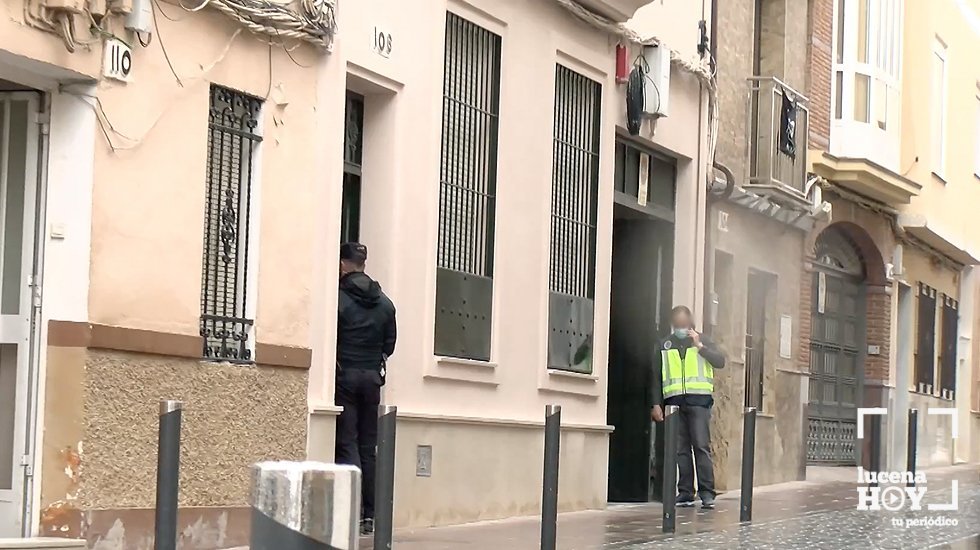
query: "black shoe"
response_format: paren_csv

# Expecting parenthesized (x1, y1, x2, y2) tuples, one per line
(700, 497, 715, 510)
(676, 496, 697, 507)
(360, 518, 375, 535)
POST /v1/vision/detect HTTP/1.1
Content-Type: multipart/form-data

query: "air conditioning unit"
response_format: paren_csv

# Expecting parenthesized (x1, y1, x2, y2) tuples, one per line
(641, 43, 670, 118)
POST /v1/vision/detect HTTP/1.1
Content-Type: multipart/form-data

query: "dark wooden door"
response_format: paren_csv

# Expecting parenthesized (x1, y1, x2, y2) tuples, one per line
(807, 270, 864, 464)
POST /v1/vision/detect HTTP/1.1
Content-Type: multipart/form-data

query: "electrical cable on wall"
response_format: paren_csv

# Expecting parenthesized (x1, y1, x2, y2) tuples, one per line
(553, 0, 719, 184)
(625, 65, 644, 135)
(23, 0, 335, 53)
(61, 27, 245, 152)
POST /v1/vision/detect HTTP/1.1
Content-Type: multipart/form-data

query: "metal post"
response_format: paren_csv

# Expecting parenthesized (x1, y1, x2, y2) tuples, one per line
(869, 412, 882, 488)
(154, 400, 182, 550)
(541, 404, 561, 550)
(907, 408, 918, 488)
(740, 407, 757, 523)
(661, 405, 679, 534)
(250, 461, 361, 550)
(375, 405, 397, 550)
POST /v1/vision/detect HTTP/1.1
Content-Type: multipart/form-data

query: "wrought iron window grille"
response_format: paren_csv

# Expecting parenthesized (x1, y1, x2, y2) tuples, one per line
(200, 85, 262, 363)
(547, 64, 601, 373)
(433, 13, 502, 361)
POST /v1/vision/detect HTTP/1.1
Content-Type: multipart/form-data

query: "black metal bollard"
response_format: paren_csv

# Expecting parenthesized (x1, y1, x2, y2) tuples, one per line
(869, 412, 882, 488)
(661, 405, 679, 534)
(250, 461, 360, 550)
(541, 404, 561, 550)
(907, 408, 918, 488)
(154, 400, 182, 550)
(740, 407, 757, 523)
(375, 405, 398, 550)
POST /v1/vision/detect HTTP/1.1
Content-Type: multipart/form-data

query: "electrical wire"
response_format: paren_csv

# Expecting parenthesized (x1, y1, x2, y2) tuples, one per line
(60, 28, 243, 152)
(151, 0, 185, 86)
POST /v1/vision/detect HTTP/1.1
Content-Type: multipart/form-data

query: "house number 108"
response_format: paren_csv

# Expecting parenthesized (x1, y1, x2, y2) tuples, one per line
(374, 27, 393, 58)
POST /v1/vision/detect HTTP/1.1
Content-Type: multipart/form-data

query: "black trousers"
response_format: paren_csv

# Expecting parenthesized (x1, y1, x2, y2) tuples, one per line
(335, 368, 383, 519)
(676, 404, 715, 500)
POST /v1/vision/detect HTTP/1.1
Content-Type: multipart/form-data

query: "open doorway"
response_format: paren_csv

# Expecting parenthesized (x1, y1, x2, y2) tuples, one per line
(607, 140, 675, 502)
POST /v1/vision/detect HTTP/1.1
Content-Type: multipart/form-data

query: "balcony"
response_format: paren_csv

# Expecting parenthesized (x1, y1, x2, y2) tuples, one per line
(576, 0, 651, 23)
(745, 77, 810, 208)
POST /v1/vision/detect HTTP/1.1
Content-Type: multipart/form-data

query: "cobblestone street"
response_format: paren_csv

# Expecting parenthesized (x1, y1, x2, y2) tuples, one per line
(382, 465, 980, 549)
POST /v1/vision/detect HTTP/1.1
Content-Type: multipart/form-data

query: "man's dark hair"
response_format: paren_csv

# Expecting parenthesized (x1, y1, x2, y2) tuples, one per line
(671, 305, 692, 317)
(340, 242, 368, 268)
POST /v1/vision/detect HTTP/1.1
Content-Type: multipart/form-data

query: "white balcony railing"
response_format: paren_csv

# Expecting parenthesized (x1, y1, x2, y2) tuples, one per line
(745, 77, 810, 206)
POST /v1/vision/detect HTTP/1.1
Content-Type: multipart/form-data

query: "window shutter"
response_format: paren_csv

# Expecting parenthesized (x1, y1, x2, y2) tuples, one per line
(914, 283, 937, 391)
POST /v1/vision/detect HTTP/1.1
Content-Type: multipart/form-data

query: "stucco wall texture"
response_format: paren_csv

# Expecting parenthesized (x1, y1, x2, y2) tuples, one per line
(49, 349, 307, 511)
(391, 418, 609, 528)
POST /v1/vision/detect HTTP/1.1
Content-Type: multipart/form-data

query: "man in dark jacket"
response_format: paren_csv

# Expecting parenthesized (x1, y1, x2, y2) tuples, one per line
(651, 305, 726, 509)
(335, 242, 396, 535)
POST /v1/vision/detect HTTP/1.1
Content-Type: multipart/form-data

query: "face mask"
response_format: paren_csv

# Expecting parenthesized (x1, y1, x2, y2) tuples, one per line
(673, 327, 689, 339)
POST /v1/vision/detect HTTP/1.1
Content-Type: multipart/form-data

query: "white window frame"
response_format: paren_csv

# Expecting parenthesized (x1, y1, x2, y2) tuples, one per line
(974, 91, 980, 179)
(830, 0, 904, 168)
(931, 37, 948, 180)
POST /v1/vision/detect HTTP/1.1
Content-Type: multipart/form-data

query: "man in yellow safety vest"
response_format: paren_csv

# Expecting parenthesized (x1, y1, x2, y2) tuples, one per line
(651, 306, 726, 509)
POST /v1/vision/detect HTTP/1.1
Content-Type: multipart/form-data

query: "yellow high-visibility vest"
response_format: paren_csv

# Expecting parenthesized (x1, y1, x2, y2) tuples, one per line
(661, 347, 714, 399)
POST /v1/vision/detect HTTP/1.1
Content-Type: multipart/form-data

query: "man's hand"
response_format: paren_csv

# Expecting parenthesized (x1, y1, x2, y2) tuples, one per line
(651, 405, 664, 422)
(688, 329, 703, 349)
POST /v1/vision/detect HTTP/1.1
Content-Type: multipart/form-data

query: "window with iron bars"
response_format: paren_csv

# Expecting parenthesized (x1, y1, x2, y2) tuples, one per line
(938, 293, 958, 399)
(433, 13, 501, 361)
(200, 85, 262, 363)
(914, 283, 937, 392)
(548, 65, 601, 373)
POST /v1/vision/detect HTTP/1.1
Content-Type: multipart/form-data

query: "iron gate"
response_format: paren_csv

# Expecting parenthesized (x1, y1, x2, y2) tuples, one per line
(807, 229, 865, 464)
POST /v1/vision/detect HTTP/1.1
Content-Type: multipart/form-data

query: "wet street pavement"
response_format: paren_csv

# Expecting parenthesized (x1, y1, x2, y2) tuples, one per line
(383, 464, 980, 549)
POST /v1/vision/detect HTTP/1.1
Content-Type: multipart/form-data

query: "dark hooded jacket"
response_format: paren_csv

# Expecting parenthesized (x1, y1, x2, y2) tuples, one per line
(337, 272, 397, 373)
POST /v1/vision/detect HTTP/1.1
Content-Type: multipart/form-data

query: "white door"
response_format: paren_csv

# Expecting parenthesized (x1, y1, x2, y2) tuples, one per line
(0, 93, 41, 538)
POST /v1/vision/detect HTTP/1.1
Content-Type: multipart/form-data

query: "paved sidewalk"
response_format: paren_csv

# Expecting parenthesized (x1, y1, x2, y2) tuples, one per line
(374, 464, 980, 549)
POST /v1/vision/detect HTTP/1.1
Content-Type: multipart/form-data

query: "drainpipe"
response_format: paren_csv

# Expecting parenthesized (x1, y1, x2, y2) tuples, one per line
(701, 0, 720, 334)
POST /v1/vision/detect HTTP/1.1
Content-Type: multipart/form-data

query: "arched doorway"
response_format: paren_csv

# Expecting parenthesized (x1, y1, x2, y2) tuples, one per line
(807, 226, 867, 464)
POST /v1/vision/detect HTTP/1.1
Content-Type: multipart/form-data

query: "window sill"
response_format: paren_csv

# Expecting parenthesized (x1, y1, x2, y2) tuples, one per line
(547, 369, 599, 382)
(199, 358, 255, 367)
(932, 171, 947, 184)
(309, 404, 344, 416)
(435, 356, 497, 370)
(425, 356, 499, 387)
(538, 368, 601, 398)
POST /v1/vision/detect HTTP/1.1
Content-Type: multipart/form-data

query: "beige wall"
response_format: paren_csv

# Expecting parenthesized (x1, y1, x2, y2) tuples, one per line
(312, 0, 707, 427)
(5, 3, 324, 349)
(4, 0, 713, 534)
(899, 0, 980, 464)
(305, 0, 708, 526)
(84, 9, 320, 348)
(901, 0, 980, 230)
(3, 0, 324, 539)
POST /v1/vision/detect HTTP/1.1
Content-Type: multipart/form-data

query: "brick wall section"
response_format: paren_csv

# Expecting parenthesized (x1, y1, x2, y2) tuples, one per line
(865, 289, 892, 387)
(807, 0, 833, 149)
(799, 258, 814, 374)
